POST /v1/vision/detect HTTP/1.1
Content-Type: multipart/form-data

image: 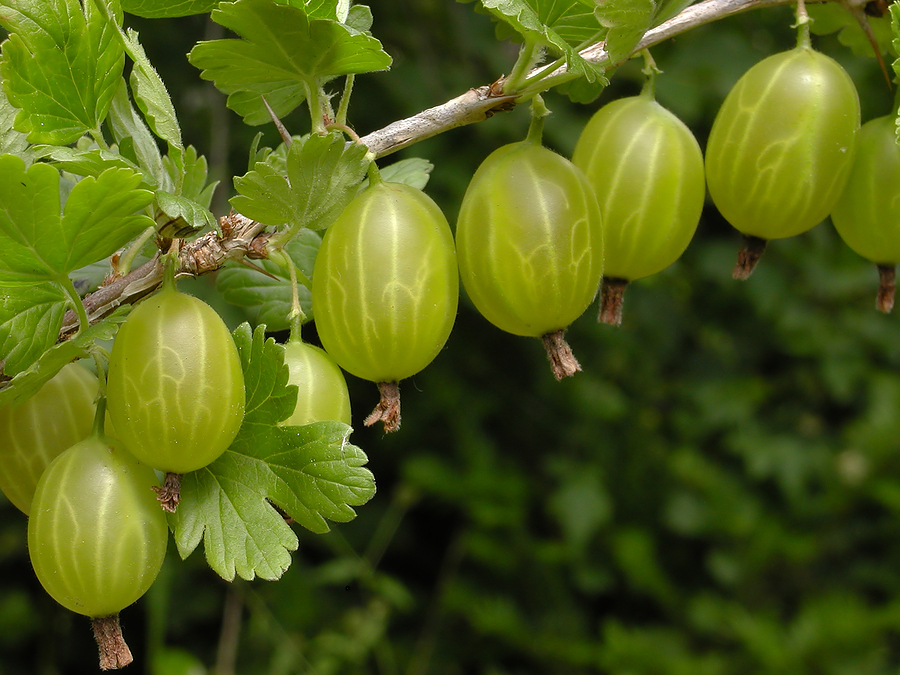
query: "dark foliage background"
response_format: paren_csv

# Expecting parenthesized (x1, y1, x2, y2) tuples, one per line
(3, 2, 900, 673)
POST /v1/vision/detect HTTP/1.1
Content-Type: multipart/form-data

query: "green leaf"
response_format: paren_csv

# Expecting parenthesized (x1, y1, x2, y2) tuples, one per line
(108, 79, 168, 189)
(170, 323, 375, 582)
(0, 282, 68, 376)
(477, 0, 607, 85)
(369, 157, 433, 190)
(121, 27, 184, 154)
(810, 4, 894, 60)
(122, 0, 218, 17)
(0, 0, 124, 144)
(31, 146, 142, 178)
(597, 0, 655, 65)
(0, 155, 155, 286)
(0, 82, 32, 163)
(165, 145, 218, 209)
(0, 305, 128, 406)
(188, 0, 392, 125)
(231, 131, 369, 231)
(652, 0, 694, 25)
(154, 191, 216, 238)
(216, 229, 320, 331)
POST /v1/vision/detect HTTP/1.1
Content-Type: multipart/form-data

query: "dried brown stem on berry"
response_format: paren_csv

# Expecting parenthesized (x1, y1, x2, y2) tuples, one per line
(733, 235, 768, 280)
(541, 330, 581, 380)
(153, 472, 182, 513)
(92, 615, 133, 670)
(599, 277, 629, 326)
(877, 264, 896, 313)
(364, 381, 402, 433)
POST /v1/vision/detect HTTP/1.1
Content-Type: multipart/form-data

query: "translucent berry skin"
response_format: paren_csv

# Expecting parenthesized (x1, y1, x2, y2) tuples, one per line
(572, 94, 704, 281)
(280, 341, 351, 427)
(705, 45, 860, 240)
(830, 115, 900, 264)
(0, 363, 98, 514)
(456, 140, 604, 337)
(28, 435, 168, 618)
(106, 286, 245, 474)
(312, 181, 459, 384)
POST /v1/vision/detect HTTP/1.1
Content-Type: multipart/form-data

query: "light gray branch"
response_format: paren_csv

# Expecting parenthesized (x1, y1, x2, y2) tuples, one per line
(58, 0, 799, 340)
(359, 0, 795, 159)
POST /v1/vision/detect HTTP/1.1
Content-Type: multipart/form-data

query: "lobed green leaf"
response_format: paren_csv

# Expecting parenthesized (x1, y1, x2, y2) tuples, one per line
(107, 79, 168, 189)
(0, 83, 32, 163)
(0, 282, 68, 376)
(473, 0, 607, 85)
(0, 306, 129, 406)
(597, 0, 656, 65)
(154, 191, 217, 238)
(231, 131, 370, 232)
(188, 0, 391, 125)
(0, 155, 154, 286)
(122, 0, 219, 17)
(0, 0, 124, 144)
(170, 323, 376, 581)
(812, 4, 894, 61)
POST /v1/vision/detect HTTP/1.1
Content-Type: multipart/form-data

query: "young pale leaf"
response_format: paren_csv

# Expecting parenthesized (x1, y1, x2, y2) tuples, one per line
(596, 0, 655, 65)
(0, 306, 129, 406)
(0, 83, 32, 163)
(0, 155, 154, 286)
(188, 0, 392, 125)
(108, 80, 168, 189)
(652, 0, 694, 25)
(809, 4, 893, 59)
(122, 0, 219, 17)
(232, 132, 370, 232)
(154, 191, 217, 237)
(164, 145, 218, 208)
(216, 230, 320, 330)
(475, 0, 606, 85)
(367, 158, 433, 190)
(170, 323, 376, 582)
(122, 28, 184, 154)
(0, 0, 124, 144)
(31, 146, 141, 179)
(0, 282, 68, 376)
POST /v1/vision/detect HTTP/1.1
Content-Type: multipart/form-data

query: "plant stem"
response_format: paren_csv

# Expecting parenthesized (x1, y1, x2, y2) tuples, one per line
(117, 225, 156, 277)
(60, 275, 91, 334)
(525, 95, 549, 145)
(503, 37, 542, 93)
(336, 74, 355, 127)
(795, 0, 811, 46)
(285, 253, 307, 339)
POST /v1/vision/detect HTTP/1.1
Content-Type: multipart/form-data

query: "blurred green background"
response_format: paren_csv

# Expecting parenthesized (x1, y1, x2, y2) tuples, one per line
(4, 1, 900, 673)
